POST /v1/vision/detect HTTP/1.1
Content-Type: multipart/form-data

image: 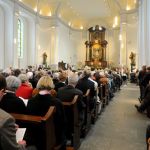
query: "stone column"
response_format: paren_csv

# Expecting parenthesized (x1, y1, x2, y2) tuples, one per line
(138, 0, 150, 67)
(119, 13, 127, 67)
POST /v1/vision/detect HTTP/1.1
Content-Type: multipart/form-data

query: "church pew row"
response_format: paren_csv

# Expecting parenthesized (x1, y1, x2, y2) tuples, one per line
(10, 83, 117, 150)
(11, 106, 56, 150)
(11, 96, 81, 150)
(99, 84, 109, 108)
(80, 89, 91, 137)
(62, 95, 81, 150)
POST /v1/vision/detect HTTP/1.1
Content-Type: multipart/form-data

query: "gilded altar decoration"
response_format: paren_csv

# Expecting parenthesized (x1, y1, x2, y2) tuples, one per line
(85, 25, 108, 68)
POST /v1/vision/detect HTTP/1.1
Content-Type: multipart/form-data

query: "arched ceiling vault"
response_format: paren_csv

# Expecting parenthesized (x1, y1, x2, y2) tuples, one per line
(17, 0, 138, 30)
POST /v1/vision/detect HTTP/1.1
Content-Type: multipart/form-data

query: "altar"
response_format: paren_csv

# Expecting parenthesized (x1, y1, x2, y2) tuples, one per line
(85, 25, 108, 68)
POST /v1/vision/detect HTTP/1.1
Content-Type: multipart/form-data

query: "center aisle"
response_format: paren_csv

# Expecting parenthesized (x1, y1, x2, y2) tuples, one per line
(79, 83, 150, 150)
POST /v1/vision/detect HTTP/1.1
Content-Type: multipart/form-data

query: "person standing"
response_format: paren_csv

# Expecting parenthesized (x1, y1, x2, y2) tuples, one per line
(138, 65, 146, 101)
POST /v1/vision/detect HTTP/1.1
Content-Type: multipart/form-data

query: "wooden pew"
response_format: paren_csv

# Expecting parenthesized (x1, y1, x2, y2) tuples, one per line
(104, 84, 110, 105)
(62, 95, 80, 150)
(11, 106, 56, 150)
(92, 87, 102, 123)
(81, 89, 92, 137)
(99, 84, 109, 107)
(99, 84, 105, 108)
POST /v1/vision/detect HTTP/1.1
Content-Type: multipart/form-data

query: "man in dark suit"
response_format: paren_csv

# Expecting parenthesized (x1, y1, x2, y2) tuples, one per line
(57, 72, 85, 141)
(76, 69, 96, 110)
(57, 72, 84, 111)
(76, 69, 95, 97)
(138, 65, 146, 100)
(141, 66, 150, 89)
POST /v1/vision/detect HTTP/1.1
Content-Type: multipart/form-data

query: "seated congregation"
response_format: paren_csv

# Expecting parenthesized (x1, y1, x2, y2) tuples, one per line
(0, 66, 124, 150)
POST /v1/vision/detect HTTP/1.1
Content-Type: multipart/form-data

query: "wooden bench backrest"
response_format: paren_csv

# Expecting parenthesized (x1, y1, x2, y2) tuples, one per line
(11, 106, 55, 150)
(62, 95, 80, 150)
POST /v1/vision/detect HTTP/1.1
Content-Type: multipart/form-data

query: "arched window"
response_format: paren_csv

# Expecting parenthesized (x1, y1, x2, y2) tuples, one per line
(17, 18, 24, 58)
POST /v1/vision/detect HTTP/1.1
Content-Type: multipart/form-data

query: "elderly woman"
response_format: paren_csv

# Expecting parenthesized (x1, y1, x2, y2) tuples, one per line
(16, 74, 33, 99)
(0, 75, 26, 114)
(26, 75, 66, 150)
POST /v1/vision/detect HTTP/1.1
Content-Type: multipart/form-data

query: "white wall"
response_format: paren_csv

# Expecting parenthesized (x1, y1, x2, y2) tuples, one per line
(0, 0, 37, 69)
(0, 0, 87, 70)
(138, 0, 150, 68)
(0, 0, 138, 70)
(126, 23, 138, 68)
(57, 23, 86, 67)
(106, 28, 120, 68)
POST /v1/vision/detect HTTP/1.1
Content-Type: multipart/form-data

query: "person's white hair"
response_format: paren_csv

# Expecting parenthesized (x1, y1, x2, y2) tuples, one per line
(68, 73, 79, 86)
(3, 68, 11, 75)
(6, 75, 21, 91)
(53, 72, 59, 79)
(26, 72, 33, 79)
(18, 74, 28, 83)
(99, 71, 104, 76)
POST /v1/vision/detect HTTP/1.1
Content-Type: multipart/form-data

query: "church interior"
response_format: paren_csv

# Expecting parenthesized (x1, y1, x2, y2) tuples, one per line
(0, 0, 150, 150)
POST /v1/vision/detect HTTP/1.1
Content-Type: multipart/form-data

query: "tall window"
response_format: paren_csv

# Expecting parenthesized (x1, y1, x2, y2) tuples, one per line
(17, 18, 24, 58)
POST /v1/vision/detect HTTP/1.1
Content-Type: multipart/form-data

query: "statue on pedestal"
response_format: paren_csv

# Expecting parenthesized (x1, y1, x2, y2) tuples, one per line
(129, 52, 136, 66)
(129, 52, 136, 72)
(42, 52, 47, 65)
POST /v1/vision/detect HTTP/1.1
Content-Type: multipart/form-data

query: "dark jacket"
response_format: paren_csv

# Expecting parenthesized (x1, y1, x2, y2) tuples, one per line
(54, 82, 66, 92)
(57, 85, 84, 139)
(0, 92, 26, 114)
(57, 85, 85, 110)
(138, 70, 146, 86)
(76, 77, 95, 97)
(141, 72, 150, 88)
(26, 94, 66, 148)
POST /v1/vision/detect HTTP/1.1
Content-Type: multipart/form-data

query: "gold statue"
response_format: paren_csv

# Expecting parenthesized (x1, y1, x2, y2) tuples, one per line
(129, 52, 136, 66)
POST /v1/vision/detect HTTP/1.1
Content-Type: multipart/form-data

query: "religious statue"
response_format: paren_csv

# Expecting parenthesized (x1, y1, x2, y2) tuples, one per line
(129, 52, 136, 66)
(42, 52, 47, 65)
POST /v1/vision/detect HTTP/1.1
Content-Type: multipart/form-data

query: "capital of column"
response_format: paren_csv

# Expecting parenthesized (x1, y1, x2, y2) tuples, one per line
(120, 13, 127, 25)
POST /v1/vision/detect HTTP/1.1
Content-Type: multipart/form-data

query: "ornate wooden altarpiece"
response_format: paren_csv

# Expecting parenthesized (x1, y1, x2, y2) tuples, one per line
(85, 25, 108, 68)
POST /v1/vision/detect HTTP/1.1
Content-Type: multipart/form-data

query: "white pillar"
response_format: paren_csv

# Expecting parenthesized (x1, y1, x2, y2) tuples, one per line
(50, 27, 58, 65)
(120, 13, 127, 67)
(138, 0, 150, 67)
(0, 7, 5, 69)
(13, 11, 19, 68)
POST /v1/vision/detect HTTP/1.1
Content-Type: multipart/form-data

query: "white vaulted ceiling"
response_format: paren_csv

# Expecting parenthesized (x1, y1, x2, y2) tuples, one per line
(17, 0, 138, 29)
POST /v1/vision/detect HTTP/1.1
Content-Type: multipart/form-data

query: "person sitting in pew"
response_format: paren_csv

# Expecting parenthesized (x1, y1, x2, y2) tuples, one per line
(16, 74, 33, 99)
(76, 69, 95, 111)
(26, 75, 66, 150)
(57, 72, 84, 144)
(57, 72, 85, 120)
(0, 74, 26, 114)
(76, 69, 95, 98)
(0, 107, 36, 150)
(54, 71, 67, 92)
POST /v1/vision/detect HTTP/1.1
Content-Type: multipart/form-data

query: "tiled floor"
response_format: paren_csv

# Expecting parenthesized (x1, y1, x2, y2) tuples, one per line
(79, 83, 150, 150)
